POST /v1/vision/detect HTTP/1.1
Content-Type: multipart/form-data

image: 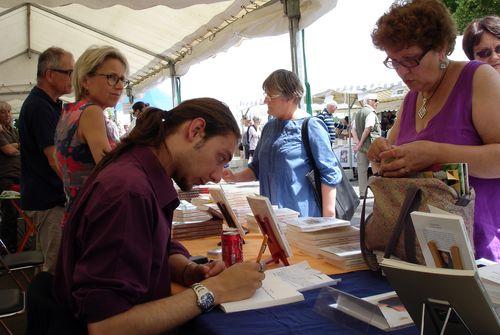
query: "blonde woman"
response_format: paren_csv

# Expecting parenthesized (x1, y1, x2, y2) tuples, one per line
(55, 45, 128, 212)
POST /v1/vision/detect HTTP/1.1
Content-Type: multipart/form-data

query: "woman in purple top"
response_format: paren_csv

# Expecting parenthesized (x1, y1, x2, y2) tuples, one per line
(367, 0, 500, 262)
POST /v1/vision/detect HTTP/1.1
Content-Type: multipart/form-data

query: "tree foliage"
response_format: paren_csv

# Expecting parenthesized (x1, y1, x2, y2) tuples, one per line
(442, 0, 500, 33)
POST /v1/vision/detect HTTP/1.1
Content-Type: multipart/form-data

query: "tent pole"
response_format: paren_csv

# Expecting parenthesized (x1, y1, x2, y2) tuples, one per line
(27, 4, 31, 58)
(170, 64, 181, 107)
(348, 96, 357, 172)
(284, 0, 305, 107)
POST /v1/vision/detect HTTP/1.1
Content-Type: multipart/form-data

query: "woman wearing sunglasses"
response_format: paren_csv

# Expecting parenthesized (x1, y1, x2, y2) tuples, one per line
(367, 0, 500, 262)
(55, 45, 127, 212)
(463, 15, 500, 74)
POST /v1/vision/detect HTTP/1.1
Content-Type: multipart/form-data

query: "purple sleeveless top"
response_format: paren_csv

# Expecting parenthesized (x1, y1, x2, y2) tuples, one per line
(397, 61, 500, 262)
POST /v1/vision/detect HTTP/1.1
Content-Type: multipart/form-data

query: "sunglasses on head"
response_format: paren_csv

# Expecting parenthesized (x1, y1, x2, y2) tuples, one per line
(475, 45, 500, 59)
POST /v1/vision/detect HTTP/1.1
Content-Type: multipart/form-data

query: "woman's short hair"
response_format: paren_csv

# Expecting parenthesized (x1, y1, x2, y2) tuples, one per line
(73, 45, 129, 101)
(262, 69, 304, 104)
(462, 16, 500, 60)
(372, 0, 457, 55)
(0, 101, 11, 112)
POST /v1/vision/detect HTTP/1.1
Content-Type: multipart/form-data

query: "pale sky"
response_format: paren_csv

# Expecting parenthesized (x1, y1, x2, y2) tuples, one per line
(161, 0, 467, 116)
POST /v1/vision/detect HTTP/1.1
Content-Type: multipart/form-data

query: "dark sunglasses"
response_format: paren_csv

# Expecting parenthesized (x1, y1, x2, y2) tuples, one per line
(475, 45, 500, 59)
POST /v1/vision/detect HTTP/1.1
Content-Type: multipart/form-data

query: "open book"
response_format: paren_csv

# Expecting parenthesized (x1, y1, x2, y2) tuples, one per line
(329, 289, 413, 331)
(220, 262, 336, 313)
(410, 210, 476, 270)
(220, 275, 304, 313)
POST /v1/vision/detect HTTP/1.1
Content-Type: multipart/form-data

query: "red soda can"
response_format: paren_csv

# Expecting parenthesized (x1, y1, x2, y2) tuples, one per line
(221, 230, 243, 267)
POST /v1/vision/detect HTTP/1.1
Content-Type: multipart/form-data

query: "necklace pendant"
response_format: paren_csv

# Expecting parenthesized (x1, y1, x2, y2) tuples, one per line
(418, 105, 427, 119)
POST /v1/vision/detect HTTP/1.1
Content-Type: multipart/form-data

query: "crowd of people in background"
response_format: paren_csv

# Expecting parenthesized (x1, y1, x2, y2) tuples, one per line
(0, 0, 498, 333)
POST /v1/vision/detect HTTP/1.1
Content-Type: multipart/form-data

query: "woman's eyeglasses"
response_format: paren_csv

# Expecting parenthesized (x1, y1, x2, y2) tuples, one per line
(263, 93, 282, 100)
(383, 48, 431, 69)
(475, 45, 500, 59)
(95, 73, 130, 88)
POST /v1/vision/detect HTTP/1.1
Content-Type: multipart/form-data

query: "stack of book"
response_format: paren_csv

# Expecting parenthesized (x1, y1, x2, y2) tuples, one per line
(285, 217, 359, 259)
(172, 201, 222, 240)
(320, 242, 368, 271)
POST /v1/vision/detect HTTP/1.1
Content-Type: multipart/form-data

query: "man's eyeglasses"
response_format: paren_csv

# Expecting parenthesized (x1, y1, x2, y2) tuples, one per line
(95, 73, 130, 88)
(48, 68, 73, 77)
(475, 45, 500, 59)
(263, 93, 282, 100)
(383, 47, 431, 69)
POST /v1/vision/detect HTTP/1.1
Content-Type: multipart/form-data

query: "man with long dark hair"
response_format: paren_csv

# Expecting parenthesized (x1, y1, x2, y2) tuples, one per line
(54, 98, 264, 334)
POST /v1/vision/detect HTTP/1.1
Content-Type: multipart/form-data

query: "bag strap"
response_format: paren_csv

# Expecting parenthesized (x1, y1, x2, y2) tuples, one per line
(301, 117, 323, 211)
(383, 186, 421, 263)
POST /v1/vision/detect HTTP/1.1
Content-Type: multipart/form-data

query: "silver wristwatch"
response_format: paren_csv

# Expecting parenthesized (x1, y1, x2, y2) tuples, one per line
(191, 283, 215, 313)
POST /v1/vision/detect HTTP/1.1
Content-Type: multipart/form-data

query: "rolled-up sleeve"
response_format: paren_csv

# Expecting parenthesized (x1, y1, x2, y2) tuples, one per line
(308, 118, 342, 186)
(72, 191, 159, 323)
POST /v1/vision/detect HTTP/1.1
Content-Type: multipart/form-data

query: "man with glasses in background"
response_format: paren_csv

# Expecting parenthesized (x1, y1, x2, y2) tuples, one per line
(352, 93, 380, 199)
(18, 47, 74, 274)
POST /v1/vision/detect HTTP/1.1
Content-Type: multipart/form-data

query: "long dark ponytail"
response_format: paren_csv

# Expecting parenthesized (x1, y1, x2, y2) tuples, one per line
(93, 97, 240, 176)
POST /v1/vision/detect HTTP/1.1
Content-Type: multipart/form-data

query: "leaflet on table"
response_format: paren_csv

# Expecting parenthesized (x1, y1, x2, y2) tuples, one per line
(329, 290, 413, 331)
(287, 217, 350, 232)
(265, 261, 340, 292)
(219, 276, 304, 313)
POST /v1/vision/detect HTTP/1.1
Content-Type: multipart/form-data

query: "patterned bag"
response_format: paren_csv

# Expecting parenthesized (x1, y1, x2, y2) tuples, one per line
(360, 176, 475, 271)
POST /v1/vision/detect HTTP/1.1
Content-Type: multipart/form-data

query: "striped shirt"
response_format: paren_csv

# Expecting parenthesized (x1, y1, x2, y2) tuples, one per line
(316, 109, 347, 144)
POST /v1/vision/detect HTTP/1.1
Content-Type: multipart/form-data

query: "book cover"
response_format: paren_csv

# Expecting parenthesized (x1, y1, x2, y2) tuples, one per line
(246, 195, 293, 258)
(410, 211, 476, 270)
(208, 186, 245, 238)
(288, 217, 350, 232)
(329, 289, 413, 331)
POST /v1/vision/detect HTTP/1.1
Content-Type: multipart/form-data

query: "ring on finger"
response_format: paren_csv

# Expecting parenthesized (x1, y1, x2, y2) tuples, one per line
(258, 261, 265, 273)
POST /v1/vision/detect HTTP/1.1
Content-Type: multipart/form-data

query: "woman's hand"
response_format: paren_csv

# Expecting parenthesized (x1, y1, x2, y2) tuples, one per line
(222, 168, 236, 182)
(366, 137, 392, 163)
(378, 140, 437, 177)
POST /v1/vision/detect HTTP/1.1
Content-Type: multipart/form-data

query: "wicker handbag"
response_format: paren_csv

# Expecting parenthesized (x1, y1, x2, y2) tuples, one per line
(360, 176, 475, 271)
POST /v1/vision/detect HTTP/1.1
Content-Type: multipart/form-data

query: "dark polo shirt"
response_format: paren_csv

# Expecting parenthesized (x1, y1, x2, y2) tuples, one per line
(18, 86, 65, 210)
(54, 145, 189, 324)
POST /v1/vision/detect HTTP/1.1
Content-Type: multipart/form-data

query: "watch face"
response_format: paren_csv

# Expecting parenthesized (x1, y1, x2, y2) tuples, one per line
(199, 292, 215, 310)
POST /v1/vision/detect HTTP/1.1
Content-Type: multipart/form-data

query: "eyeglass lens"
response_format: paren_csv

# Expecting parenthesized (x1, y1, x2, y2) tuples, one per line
(476, 45, 500, 58)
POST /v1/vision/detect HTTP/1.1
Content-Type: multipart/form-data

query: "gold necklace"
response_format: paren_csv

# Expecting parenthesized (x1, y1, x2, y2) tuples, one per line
(417, 65, 448, 119)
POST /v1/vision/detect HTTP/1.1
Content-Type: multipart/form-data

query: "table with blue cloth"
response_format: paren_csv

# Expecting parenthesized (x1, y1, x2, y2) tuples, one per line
(182, 270, 418, 335)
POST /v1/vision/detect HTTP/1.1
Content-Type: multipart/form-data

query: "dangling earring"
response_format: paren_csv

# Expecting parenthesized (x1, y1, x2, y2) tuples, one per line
(439, 59, 448, 71)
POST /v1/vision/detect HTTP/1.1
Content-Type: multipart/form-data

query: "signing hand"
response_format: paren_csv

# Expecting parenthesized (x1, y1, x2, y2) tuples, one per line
(203, 262, 265, 305)
(378, 140, 437, 177)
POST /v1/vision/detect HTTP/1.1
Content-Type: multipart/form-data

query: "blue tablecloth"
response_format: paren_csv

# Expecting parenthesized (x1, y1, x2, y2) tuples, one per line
(181, 270, 419, 335)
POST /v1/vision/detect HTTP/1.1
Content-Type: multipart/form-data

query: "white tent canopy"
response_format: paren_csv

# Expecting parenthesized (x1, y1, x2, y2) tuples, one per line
(0, 0, 337, 111)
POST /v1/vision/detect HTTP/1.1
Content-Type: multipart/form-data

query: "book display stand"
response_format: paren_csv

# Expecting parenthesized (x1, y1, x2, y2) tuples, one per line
(419, 299, 473, 335)
(381, 259, 500, 335)
(255, 215, 289, 266)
